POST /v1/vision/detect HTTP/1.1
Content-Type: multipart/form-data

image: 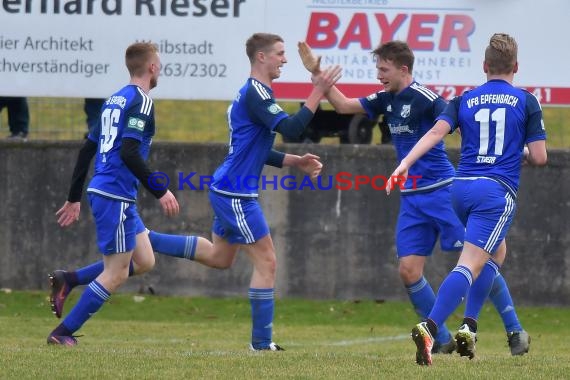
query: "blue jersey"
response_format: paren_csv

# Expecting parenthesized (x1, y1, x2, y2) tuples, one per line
(87, 85, 155, 202)
(438, 79, 546, 195)
(360, 81, 455, 192)
(211, 78, 288, 198)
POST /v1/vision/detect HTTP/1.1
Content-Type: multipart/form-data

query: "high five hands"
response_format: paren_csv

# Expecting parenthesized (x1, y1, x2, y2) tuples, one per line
(298, 41, 321, 74)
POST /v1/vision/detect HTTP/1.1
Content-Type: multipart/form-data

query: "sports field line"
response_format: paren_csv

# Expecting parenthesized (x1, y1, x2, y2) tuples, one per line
(286, 334, 410, 347)
(179, 335, 410, 357)
(134, 333, 412, 348)
(0, 333, 410, 358)
(131, 334, 410, 348)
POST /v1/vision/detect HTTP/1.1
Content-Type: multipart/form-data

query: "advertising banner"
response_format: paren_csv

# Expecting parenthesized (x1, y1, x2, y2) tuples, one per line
(1, 0, 568, 104)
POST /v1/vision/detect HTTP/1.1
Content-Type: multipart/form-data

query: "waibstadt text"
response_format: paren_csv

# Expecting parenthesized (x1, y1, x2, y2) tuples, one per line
(147, 171, 422, 192)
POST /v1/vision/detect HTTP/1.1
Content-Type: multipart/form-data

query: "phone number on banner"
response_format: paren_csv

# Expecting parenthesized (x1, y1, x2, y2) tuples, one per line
(160, 62, 227, 78)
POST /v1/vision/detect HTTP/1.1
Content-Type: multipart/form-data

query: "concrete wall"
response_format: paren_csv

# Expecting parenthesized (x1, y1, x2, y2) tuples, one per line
(0, 141, 568, 305)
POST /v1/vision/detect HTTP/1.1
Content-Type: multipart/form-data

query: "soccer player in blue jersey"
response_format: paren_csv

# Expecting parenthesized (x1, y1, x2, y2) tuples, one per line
(300, 40, 531, 356)
(196, 32, 340, 351)
(388, 33, 547, 365)
(46, 42, 180, 345)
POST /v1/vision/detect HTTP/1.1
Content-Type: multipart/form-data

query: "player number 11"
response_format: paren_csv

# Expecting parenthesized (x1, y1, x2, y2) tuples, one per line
(475, 107, 505, 155)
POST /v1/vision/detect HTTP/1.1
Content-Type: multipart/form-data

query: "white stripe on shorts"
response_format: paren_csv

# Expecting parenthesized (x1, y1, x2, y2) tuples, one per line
(115, 202, 128, 252)
(232, 198, 255, 244)
(484, 193, 515, 252)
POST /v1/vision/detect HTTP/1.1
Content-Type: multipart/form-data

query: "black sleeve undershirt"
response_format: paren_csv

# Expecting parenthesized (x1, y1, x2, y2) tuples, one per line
(266, 149, 285, 168)
(120, 137, 167, 199)
(274, 106, 314, 139)
(67, 138, 98, 202)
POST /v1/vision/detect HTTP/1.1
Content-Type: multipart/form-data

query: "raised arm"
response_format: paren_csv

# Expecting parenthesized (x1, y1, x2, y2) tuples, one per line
(298, 41, 363, 114)
(275, 65, 342, 140)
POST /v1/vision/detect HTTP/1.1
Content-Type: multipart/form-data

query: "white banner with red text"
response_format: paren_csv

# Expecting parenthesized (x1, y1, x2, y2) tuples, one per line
(1, 0, 568, 104)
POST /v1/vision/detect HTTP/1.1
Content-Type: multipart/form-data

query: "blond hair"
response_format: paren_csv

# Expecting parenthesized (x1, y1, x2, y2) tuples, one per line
(485, 33, 518, 75)
(125, 42, 158, 77)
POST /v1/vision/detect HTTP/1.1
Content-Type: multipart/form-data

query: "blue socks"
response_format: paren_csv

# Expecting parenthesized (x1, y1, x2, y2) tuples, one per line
(427, 262, 523, 336)
(488, 272, 523, 332)
(71, 260, 133, 286)
(249, 288, 274, 349)
(429, 265, 473, 328)
(65, 232, 197, 288)
(406, 277, 452, 344)
(148, 230, 198, 260)
(75, 261, 105, 285)
(59, 280, 110, 334)
(465, 260, 499, 321)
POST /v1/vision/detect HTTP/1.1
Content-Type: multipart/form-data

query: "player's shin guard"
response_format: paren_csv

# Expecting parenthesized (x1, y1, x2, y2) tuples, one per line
(429, 266, 472, 327)
(465, 260, 499, 321)
(249, 288, 274, 349)
(489, 272, 523, 332)
(59, 280, 110, 333)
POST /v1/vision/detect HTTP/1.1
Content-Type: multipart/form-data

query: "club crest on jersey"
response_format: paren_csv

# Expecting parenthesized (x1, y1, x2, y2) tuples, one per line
(268, 104, 283, 115)
(128, 117, 145, 131)
(400, 105, 411, 118)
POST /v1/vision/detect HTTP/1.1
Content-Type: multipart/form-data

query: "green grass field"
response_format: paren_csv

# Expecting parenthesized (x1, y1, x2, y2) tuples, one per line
(1, 290, 568, 379)
(2, 98, 569, 148)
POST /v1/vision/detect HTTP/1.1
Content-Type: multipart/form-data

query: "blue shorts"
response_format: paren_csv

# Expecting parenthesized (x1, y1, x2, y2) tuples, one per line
(396, 185, 465, 257)
(451, 178, 517, 254)
(88, 193, 146, 255)
(209, 191, 269, 244)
